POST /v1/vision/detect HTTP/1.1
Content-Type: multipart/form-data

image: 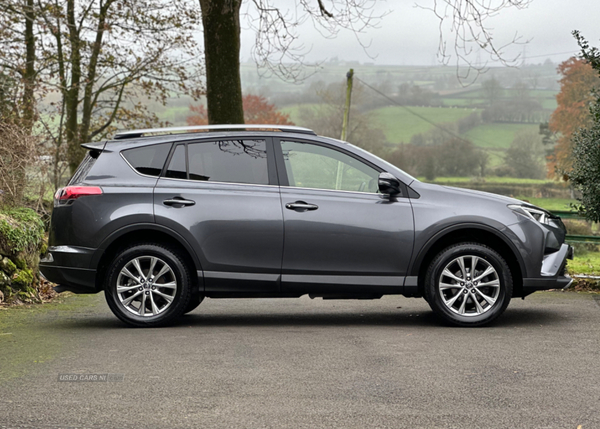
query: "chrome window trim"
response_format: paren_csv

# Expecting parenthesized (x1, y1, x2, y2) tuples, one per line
(280, 185, 382, 197)
(157, 176, 279, 189)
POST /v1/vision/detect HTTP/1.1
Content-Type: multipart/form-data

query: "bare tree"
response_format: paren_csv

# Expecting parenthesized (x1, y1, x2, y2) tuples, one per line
(199, 0, 384, 125)
(0, 0, 39, 131)
(421, 0, 532, 84)
(1, 0, 204, 175)
(199, 0, 531, 124)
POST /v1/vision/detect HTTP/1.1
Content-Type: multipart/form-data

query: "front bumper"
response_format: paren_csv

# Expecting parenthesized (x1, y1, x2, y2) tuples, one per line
(521, 243, 573, 296)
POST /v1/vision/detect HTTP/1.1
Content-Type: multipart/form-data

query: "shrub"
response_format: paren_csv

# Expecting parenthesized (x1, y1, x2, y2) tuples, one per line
(0, 122, 38, 207)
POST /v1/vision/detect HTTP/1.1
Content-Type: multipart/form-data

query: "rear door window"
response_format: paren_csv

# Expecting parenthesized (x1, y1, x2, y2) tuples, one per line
(184, 140, 269, 185)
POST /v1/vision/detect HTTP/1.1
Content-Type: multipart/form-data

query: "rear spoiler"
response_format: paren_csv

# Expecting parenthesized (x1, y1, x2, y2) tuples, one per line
(81, 141, 108, 158)
(81, 141, 107, 151)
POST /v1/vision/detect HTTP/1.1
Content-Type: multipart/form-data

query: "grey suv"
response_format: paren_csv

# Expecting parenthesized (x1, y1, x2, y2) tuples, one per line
(40, 125, 573, 327)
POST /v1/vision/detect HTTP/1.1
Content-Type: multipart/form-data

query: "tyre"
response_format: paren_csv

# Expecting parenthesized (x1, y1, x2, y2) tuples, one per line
(183, 294, 204, 314)
(424, 242, 512, 327)
(104, 244, 193, 327)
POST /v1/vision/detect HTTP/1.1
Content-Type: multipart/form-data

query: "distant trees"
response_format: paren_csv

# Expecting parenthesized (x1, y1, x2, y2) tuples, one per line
(504, 129, 547, 179)
(482, 78, 503, 106)
(548, 56, 600, 176)
(297, 81, 387, 155)
(388, 138, 487, 180)
(481, 80, 544, 123)
(187, 95, 294, 126)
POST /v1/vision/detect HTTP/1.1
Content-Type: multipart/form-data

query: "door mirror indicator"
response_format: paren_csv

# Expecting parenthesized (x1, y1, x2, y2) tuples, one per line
(378, 172, 401, 196)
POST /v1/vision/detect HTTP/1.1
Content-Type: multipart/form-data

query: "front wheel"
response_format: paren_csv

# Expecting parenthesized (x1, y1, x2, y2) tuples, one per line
(424, 243, 513, 327)
(104, 244, 193, 327)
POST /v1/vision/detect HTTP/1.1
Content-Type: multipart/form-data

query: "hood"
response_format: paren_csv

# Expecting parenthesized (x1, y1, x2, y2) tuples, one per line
(440, 185, 525, 206)
(410, 181, 527, 207)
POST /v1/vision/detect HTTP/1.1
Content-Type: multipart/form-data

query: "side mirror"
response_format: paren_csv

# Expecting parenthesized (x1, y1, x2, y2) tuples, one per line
(378, 172, 401, 196)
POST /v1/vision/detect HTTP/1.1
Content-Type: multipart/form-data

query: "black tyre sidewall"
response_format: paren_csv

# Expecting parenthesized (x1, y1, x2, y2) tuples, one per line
(425, 243, 512, 327)
(183, 295, 204, 314)
(104, 244, 192, 327)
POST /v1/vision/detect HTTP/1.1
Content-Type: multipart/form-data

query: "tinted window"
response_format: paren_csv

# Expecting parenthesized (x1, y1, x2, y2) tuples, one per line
(188, 140, 268, 185)
(68, 154, 96, 185)
(122, 143, 171, 177)
(281, 141, 379, 193)
(166, 145, 187, 179)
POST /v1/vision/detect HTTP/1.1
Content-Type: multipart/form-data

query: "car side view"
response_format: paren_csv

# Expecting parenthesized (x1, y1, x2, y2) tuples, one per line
(40, 125, 573, 327)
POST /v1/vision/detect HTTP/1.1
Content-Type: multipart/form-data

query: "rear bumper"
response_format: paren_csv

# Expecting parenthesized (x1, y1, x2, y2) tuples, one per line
(39, 245, 99, 294)
(39, 264, 98, 294)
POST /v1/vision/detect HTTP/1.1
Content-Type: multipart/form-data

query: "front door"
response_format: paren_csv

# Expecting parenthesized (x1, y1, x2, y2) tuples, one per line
(275, 139, 414, 293)
(154, 138, 283, 293)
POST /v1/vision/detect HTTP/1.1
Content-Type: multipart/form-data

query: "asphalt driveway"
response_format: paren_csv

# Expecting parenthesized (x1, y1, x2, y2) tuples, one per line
(1, 291, 599, 429)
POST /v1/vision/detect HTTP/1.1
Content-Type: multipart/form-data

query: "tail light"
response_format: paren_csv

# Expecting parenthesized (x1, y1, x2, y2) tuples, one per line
(54, 186, 102, 206)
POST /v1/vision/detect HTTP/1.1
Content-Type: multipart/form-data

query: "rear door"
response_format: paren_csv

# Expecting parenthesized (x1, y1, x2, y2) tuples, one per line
(274, 139, 414, 293)
(154, 137, 283, 293)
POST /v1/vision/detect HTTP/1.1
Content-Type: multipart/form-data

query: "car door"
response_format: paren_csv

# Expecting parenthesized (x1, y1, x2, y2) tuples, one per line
(274, 139, 414, 293)
(154, 137, 283, 293)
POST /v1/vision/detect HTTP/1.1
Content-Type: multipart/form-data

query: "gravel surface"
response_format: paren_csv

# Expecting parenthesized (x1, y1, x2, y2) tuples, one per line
(1, 291, 599, 429)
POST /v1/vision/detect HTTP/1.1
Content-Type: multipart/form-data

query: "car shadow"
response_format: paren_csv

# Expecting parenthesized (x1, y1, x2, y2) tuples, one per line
(47, 306, 566, 330)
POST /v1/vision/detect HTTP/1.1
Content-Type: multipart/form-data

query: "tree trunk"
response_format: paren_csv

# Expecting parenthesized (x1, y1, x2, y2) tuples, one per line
(65, 0, 83, 173)
(199, 0, 244, 124)
(22, 0, 36, 131)
(80, 0, 114, 144)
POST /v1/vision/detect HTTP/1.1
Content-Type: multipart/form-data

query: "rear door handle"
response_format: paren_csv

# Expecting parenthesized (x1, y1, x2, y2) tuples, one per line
(163, 198, 195, 207)
(285, 201, 318, 211)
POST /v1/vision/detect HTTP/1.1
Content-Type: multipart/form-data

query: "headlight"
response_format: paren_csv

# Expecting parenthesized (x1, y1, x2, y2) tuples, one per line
(508, 204, 552, 225)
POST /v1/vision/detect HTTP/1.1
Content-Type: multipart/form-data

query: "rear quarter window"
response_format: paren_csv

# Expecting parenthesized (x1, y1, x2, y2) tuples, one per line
(122, 143, 171, 177)
(68, 154, 97, 185)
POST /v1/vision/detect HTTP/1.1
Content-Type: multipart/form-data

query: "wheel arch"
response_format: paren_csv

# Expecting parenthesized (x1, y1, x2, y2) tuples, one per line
(92, 223, 202, 291)
(411, 224, 525, 298)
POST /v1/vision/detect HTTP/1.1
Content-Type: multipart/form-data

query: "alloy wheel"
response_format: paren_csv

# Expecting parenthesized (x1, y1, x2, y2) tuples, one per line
(116, 256, 178, 317)
(438, 255, 500, 317)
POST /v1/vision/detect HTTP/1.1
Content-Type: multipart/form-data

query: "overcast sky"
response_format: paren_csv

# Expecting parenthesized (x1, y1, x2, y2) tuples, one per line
(239, 0, 600, 66)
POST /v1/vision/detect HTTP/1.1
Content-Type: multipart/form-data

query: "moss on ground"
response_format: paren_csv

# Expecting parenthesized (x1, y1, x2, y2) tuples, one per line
(0, 293, 101, 382)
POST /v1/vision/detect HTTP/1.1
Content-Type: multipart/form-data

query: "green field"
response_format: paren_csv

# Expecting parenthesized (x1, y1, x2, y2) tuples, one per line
(427, 176, 559, 185)
(442, 98, 482, 107)
(462, 123, 540, 149)
(159, 106, 190, 126)
(513, 197, 577, 211)
(279, 104, 322, 126)
(569, 251, 600, 276)
(370, 106, 479, 143)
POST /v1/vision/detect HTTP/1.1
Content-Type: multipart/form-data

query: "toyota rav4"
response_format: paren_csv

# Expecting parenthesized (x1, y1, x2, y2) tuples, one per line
(40, 125, 573, 327)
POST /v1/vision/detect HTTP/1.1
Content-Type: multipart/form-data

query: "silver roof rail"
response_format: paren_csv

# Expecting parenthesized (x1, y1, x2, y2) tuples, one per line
(113, 124, 316, 139)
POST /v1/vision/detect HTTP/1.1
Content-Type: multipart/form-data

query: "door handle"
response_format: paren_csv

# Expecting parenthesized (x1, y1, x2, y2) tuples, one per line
(285, 201, 318, 211)
(163, 198, 195, 207)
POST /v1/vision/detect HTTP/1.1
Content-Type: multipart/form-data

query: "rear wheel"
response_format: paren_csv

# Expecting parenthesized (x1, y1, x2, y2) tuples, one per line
(104, 244, 192, 327)
(424, 243, 512, 327)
